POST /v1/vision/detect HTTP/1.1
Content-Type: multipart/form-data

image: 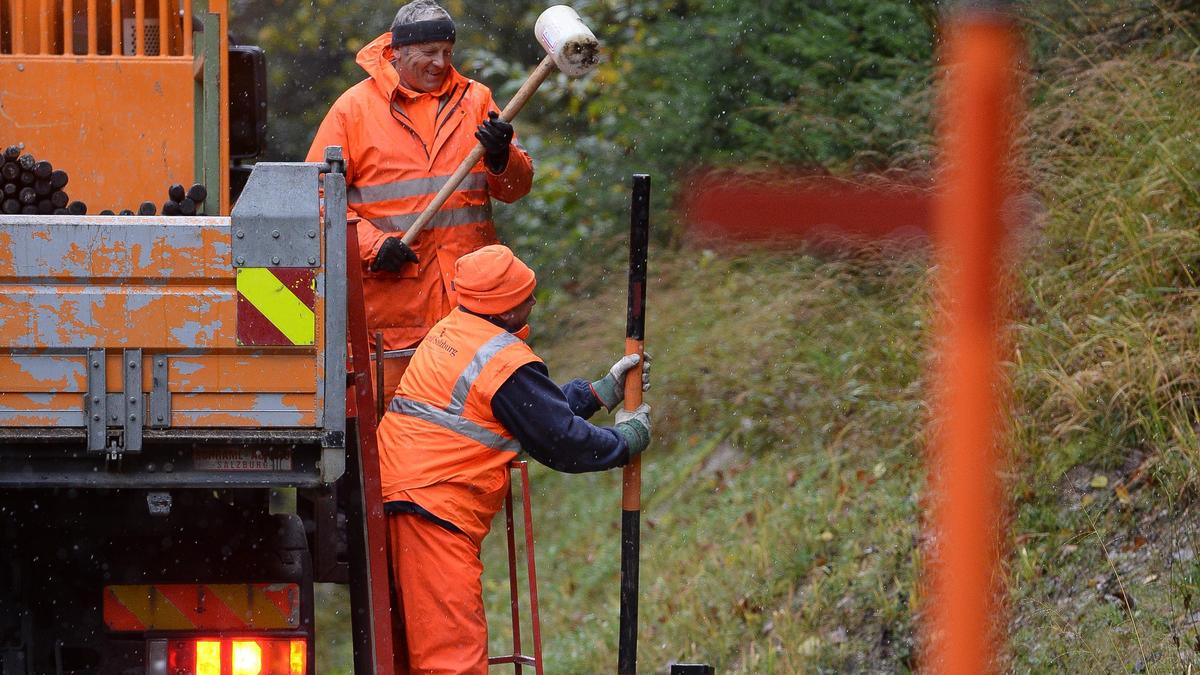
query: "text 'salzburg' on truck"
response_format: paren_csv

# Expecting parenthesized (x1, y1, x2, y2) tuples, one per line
(0, 3, 378, 674)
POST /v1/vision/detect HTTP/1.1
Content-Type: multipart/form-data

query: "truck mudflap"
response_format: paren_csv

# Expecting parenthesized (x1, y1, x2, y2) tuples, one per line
(0, 156, 349, 487)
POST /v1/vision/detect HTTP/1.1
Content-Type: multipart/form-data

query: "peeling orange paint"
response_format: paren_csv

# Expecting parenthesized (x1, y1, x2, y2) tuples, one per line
(0, 392, 80, 412)
(172, 392, 317, 428)
(173, 393, 313, 412)
(0, 231, 13, 277)
(0, 295, 32, 342)
(171, 355, 317, 393)
(200, 223, 234, 276)
(0, 221, 232, 282)
(280, 393, 312, 410)
(0, 286, 240, 349)
(0, 356, 81, 392)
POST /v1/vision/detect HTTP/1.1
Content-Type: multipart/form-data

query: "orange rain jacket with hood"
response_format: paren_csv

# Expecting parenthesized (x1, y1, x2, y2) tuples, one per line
(306, 34, 534, 352)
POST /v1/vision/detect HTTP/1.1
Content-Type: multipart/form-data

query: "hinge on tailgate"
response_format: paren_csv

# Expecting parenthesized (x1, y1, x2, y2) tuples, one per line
(123, 349, 143, 453)
(86, 348, 106, 452)
(149, 356, 172, 429)
(84, 349, 146, 455)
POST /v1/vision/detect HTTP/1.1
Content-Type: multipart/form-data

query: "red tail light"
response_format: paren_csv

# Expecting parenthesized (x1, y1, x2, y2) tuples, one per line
(155, 637, 306, 675)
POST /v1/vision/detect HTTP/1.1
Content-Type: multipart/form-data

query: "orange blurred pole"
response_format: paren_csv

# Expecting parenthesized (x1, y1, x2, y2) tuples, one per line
(927, 5, 1021, 675)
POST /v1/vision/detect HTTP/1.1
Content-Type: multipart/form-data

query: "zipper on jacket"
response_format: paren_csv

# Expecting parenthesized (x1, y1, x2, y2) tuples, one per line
(390, 97, 430, 160)
(435, 84, 457, 124)
(436, 82, 471, 135)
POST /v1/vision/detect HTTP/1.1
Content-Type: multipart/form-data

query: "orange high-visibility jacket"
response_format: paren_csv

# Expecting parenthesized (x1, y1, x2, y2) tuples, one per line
(377, 308, 540, 546)
(306, 34, 534, 351)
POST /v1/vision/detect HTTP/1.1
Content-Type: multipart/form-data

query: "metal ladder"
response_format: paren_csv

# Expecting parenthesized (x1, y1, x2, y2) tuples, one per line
(488, 460, 546, 675)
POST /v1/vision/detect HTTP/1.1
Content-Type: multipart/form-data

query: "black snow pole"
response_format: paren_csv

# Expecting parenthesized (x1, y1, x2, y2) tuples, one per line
(618, 173, 650, 675)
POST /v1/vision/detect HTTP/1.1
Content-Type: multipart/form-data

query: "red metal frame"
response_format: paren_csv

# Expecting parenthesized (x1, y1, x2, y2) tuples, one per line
(344, 218, 396, 674)
(488, 460, 545, 675)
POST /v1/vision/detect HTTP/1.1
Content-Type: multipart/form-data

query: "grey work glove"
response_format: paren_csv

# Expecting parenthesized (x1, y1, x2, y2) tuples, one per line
(475, 111, 513, 174)
(615, 403, 651, 457)
(591, 352, 651, 412)
(370, 236, 419, 272)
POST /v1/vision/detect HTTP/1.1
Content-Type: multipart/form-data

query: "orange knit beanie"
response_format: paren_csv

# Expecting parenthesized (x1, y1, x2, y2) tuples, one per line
(453, 245, 537, 314)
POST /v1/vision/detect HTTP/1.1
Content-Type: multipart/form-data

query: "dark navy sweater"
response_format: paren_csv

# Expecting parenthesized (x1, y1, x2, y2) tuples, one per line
(491, 362, 630, 473)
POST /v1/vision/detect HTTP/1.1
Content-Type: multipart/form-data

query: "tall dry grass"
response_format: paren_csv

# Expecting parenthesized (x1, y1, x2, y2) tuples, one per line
(1014, 2, 1200, 491)
(1005, 4, 1200, 671)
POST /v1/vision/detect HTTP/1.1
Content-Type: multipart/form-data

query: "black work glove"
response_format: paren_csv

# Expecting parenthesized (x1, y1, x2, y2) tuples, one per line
(475, 111, 513, 174)
(370, 236, 419, 272)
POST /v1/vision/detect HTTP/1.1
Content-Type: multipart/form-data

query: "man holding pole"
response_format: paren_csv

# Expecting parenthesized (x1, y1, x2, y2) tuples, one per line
(376, 244, 651, 672)
(306, 0, 534, 397)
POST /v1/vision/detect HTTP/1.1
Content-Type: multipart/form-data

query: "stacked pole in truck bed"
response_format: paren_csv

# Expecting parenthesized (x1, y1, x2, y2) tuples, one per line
(0, 144, 84, 215)
(3, 142, 211, 217)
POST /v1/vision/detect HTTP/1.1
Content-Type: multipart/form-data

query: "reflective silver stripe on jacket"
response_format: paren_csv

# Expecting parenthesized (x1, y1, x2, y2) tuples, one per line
(388, 327, 522, 452)
(388, 397, 521, 453)
(371, 204, 493, 233)
(446, 331, 520, 415)
(348, 171, 489, 205)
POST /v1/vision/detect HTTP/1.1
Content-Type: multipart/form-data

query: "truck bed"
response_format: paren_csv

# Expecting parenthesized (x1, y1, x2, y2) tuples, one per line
(0, 161, 348, 487)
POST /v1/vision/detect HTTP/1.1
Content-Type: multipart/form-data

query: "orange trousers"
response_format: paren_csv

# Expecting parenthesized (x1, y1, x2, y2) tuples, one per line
(387, 512, 489, 675)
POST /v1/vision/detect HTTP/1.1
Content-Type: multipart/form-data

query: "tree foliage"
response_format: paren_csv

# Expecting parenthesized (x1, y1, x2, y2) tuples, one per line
(576, 0, 935, 168)
(499, 0, 937, 284)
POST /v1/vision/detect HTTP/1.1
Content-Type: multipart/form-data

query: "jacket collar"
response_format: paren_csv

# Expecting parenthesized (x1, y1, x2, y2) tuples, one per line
(457, 307, 525, 336)
(357, 33, 466, 102)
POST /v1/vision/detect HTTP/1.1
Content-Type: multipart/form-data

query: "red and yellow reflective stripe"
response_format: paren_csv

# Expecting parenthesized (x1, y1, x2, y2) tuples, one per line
(236, 268, 316, 346)
(102, 583, 300, 631)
